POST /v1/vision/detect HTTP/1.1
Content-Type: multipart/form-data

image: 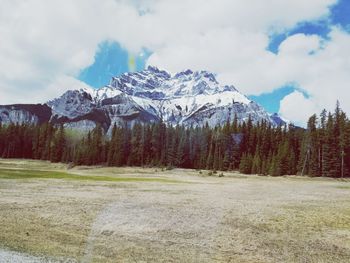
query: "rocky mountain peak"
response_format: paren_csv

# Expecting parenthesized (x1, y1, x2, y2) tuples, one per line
(0, 67, 286, 133)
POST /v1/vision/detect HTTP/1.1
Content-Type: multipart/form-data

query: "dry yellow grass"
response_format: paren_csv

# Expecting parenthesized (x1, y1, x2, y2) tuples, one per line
(0, 159, 349, 262)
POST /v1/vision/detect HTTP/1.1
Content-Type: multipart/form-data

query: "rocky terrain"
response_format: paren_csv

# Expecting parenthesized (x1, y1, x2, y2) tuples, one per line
(0, 66, 285, 133)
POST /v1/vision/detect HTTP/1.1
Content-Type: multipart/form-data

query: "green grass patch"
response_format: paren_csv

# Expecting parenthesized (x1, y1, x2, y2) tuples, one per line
(335, 185, 350, 189)
(0, 168, 181, 183)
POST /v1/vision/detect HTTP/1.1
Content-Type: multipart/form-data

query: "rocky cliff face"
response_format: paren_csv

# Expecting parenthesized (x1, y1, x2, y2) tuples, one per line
(0, 66, 283, 132)
(0, 104, 51, 125)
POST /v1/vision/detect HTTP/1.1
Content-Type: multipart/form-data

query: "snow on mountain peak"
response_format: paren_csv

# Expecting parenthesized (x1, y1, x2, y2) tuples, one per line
(40, 66, 278, 131)
(76, 66, 272, 129)
(103, 66, 245, 102)
(0, 66, 288, 132)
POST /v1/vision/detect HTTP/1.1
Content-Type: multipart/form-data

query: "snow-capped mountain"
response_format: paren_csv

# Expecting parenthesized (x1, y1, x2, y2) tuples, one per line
(0, 66, 283, 132)
(270, 113, 290, 126)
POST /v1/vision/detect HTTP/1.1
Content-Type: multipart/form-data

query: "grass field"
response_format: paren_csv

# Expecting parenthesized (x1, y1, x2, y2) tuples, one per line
(0, 159, 349, 262)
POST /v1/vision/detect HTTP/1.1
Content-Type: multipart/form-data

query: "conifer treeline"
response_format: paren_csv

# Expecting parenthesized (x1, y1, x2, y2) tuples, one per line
(299, 102, 350, 177)
(0, 104, 349, 177)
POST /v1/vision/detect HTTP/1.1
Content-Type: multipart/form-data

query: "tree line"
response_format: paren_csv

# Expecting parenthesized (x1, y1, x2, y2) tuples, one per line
(0, 103, 349, 177)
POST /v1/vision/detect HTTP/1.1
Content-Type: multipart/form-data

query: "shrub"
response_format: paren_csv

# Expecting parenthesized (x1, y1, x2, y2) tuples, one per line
(166, 165, 174, 171)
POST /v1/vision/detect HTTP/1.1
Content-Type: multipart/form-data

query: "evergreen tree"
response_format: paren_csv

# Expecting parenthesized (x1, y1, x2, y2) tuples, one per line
(239, 153, 253, 174)
(50, 124, 65, 162)
(1, 102, 349, 178)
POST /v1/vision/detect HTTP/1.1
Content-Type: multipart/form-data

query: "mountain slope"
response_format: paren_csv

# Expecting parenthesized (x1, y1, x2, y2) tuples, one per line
(0, 104, 52, 125)
(0, 66, 283, 132)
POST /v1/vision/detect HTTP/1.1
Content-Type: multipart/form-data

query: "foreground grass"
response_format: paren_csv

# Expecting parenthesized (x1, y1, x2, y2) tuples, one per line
(0, 159, 349, 262)
(0, 168, 180, 183)
(261, 203, 350, 262)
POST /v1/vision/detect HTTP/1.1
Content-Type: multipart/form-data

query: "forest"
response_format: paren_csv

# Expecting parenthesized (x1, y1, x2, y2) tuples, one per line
(1, 103, 349, 177)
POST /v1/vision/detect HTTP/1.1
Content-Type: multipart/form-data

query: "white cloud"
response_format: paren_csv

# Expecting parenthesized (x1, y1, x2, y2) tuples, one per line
(277, 29, 350, 121)
(2, 0, 349, 125)
(0, 75, 90, 104)
(279, 91, 318, 126)
(278, 34, 321, 55)
(0, 0, 137, 103)
(44, 76, 94, 102)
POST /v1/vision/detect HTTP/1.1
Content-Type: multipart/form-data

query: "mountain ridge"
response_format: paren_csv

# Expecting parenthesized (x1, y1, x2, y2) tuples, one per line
(0, 66, 286, 132)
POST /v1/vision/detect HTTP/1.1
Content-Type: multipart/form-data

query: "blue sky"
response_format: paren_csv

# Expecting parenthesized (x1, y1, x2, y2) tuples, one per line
(2, 0, 350, 125)
(79, 42, 150, 88)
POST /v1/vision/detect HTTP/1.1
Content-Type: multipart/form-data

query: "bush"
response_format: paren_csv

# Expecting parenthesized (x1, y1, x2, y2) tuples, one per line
(166, 165, 174, 170)
(67, 162, 75, 170)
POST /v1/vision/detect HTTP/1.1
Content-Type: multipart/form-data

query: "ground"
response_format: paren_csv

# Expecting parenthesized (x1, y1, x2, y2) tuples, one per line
(0, 159, 349, 263)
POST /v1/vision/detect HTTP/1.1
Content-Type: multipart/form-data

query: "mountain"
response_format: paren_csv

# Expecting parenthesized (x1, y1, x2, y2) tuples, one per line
(270, 113, 289, 126)
(0, 66, 284, 133)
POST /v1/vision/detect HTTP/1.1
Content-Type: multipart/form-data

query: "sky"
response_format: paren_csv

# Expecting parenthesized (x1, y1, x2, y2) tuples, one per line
(0, 0, 349, 125)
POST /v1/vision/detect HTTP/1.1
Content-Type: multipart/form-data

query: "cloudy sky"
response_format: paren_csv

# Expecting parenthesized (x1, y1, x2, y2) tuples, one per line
(0, 0, 349, 125)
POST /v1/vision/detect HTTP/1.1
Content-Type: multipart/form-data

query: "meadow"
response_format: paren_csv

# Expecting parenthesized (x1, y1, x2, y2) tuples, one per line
(0, 159, 349, 262)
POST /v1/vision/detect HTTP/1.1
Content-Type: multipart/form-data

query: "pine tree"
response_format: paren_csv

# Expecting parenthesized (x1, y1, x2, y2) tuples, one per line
(239, 153, 253, 174)
(269, 155, 280, 176)
(251, 153, 261, 174)
(107, 123, 118, 166)
(1, 102, 350, 178)
(206, 134, 215, 170)
(128, 123, 143, 166)
(307, 114, 320, 176)
(50, 124, 65, 162)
